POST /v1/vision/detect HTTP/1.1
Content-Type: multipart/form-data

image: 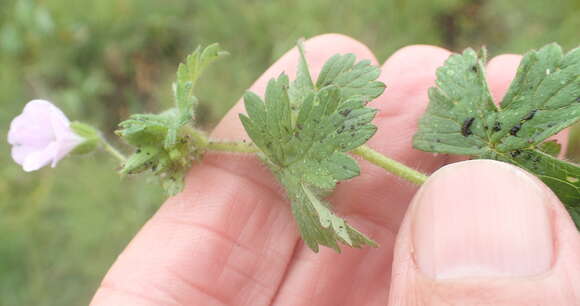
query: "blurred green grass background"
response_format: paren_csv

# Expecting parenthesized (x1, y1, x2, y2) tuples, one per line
(0, 0, 579, 304)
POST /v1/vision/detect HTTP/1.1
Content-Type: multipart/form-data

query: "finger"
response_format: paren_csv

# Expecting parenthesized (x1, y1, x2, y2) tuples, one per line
(388, 160, 580, 305)
(91, 33, 378, 306)
(486, 54, 521, 104)
(486, 54, 570, 155)
(272, 46, 454, 306)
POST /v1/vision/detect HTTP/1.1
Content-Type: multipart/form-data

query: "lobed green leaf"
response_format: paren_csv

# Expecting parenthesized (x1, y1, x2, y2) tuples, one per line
(413, 43, 580, 229)
(241, 43, 385, 251)
(316, 53, 386, 101)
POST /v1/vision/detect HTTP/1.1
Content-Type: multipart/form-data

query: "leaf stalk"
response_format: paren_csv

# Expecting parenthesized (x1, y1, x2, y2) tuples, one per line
(352, 145, 428, 185)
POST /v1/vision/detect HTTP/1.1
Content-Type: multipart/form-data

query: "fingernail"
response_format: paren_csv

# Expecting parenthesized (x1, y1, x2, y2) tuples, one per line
(412, 160, 554, 279)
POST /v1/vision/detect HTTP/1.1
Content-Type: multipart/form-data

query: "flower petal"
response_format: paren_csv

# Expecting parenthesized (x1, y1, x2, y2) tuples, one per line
(9, 99, 82, 171)
(11, 143, 45, 165)
(22, 141, 59, 172)
(52, 132, 84, 167)
(8, 100, 59, 147)
(48, 101, 73, 141)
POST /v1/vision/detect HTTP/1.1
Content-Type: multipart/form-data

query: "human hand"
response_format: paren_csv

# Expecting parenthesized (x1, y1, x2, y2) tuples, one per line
(90, 34, 580, 306)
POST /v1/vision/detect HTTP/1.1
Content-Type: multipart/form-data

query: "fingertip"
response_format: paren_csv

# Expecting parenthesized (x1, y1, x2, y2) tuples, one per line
(305, 33, 379, 67)
(377, 45, 451, 118)
(413, 160, 554, 280)
(381, 44, 452, 84)
(485, 54, 522, 104)
(388, 160, 580, 305)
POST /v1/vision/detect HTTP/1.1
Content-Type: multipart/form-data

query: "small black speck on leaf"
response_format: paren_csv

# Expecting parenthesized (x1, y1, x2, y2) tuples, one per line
(522, 110, 537, 121)
(339, 109, 351, 117)
(510, 123, 521, 136)
(461, 117, 475, 137)
(510, 150, 522, 158)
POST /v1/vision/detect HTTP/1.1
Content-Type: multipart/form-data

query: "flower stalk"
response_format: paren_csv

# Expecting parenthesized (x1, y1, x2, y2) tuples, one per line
(100, 138, 127, 163)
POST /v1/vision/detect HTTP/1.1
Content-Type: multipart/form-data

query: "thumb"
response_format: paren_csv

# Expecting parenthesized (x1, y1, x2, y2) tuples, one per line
(388, 160, 580, 305)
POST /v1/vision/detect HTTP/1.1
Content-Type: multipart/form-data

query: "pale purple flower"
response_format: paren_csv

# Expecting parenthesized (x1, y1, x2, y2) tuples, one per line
(8, 99, 84, 172)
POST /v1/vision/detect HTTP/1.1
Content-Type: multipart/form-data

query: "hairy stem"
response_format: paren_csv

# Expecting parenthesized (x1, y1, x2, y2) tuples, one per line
(196, 132, 428, 185)
(352, 145, 428, 185)
(101, 138, 127, 163)
(186, 126, 259, 154)
(207, 141, 260, 153)
(187, 126, 209, 149)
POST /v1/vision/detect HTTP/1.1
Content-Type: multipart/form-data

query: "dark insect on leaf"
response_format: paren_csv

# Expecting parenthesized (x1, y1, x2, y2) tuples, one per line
(339, 109, 352, 117)
(510, 149, 522, 158)
(492, 121, 502, 132)
(461, 117, 475, 137)
(522, 109, 537, 121)
(509, 123, 521, 136)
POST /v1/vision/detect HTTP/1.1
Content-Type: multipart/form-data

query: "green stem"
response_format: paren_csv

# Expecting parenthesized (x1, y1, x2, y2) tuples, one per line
(189, 130, 428, 185)
(186, 126, 259, 154)
(187, 126, 209, 149)
(352, 145, 428, 185)
(101, 138, 127, 163)
(206, 141, 260, 153)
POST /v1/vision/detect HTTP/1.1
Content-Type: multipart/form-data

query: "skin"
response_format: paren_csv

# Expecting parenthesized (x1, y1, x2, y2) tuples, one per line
(90, 34, 579, 305)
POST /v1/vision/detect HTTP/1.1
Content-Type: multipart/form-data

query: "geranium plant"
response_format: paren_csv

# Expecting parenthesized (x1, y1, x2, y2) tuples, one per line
(8, 41, 579, 253)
